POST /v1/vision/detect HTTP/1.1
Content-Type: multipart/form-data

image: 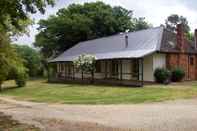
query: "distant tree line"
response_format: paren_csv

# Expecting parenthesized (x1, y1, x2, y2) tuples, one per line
(13, 44, 43, 77)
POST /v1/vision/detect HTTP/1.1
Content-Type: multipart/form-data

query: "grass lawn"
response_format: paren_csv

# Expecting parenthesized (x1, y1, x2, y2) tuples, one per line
(1, 79, 197, 104)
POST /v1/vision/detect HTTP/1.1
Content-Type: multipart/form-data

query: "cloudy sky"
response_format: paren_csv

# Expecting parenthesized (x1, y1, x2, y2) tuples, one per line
(16, 0, 197, 46)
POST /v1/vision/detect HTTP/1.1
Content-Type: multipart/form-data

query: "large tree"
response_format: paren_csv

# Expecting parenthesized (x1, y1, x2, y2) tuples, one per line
(165, 14, 190, 33)
(165, 14, 194, 41)
(34, 2, 151, 58)
(0, 30, 27, 90)
(0, 0, 55, 90)
(0, 31, 11, 91)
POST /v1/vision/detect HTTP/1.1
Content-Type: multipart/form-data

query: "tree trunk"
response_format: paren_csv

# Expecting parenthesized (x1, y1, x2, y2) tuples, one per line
(0, 83, 2, 92)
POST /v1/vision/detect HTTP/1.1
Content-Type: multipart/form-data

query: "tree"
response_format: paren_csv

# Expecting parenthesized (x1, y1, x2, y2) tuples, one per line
(165, 14, 190, 33)
(0, 31, 11, 91)
(0, 30, 27, 90)
(186, 32, 195, 42)
(133, 17, 152, 31)
(0, 0, 54, 34)
(165, 14, 194, 41)
(0, 0, 55, 90)
(13, 44, 42, 77)
(34, 2, 151, 58)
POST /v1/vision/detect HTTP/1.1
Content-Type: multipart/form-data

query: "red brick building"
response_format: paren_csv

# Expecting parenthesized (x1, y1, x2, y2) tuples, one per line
(162, 24, 197, 80)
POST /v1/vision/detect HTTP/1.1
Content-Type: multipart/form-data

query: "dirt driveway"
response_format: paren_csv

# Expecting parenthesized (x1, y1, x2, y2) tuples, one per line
(0, 97, 197, 131)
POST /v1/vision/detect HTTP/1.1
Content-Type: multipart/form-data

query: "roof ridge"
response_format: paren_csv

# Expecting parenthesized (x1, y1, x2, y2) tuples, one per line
(78, 26, 163, 44)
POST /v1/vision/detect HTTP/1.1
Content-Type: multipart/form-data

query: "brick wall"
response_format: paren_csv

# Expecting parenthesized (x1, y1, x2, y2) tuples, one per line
(166, 54, 179, 69)
(166, 53, 197, 80)
(179, 54, 189, 80)
(166, 54, 187, 80)
(166, 24, 197, 81)
(188, 55, 197, 80)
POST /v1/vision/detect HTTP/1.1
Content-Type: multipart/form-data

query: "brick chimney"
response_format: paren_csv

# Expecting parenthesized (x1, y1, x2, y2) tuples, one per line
(176, 24, 185, 52)
(195, 29, 197, 49)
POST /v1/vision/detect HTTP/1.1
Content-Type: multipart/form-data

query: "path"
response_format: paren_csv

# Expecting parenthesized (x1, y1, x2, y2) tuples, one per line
(0, 97, 197, 131)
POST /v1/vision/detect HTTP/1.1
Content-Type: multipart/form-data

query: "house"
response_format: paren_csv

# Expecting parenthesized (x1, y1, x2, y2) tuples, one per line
(48, 24, 197, 86)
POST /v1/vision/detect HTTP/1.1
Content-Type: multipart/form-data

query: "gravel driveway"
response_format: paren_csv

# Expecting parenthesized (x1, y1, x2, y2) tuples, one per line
(0, 97, 197, 131)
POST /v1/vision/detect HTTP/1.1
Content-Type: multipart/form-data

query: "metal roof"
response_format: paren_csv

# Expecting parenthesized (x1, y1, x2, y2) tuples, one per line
(50, 27, 164, 62)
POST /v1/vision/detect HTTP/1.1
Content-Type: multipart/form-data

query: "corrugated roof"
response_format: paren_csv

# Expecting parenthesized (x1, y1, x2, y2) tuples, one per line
(50, 27, 164, 62)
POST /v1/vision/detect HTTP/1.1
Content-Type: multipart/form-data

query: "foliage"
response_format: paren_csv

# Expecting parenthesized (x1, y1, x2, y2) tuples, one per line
(154, 68, 171, 84)
(0, 0, 54, 34)
(171, 68, 185, 82)
(0, 34, 28, 89)
(15, 71, 28, 87)
(8, 60, 28, 88)
(186, 32, 195, 42)
(13, 44, 43, 77)
(0, 0, 54, 90)
(0, 30, 13, 90)
(165, 14, 190, 33)
(165, 14, 194, 41)
(133, 17, 152, 30)
(34, 2, 151, 58)
(73, 54, 96, 73)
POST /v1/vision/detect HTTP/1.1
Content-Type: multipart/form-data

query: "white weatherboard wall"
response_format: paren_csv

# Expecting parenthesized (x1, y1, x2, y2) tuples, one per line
(153, 53, 166, 70)
(143, 53, 166, 82)
(143, 54, 154, 81)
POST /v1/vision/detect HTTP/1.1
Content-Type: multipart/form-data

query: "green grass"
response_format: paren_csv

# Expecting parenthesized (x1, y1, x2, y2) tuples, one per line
(1, 79, 197, 104)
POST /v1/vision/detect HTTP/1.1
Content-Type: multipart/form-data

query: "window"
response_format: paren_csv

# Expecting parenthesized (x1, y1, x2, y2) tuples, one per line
(95, 61, 101, 73)
(190, 56, 194, 65)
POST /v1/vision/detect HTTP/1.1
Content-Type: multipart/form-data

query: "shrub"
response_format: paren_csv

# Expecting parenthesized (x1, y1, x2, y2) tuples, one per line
(171, 68, 185, 82)
(15, 72, 28, 87)
(73, 54, 96, 73)
(154, 68, 171, 84)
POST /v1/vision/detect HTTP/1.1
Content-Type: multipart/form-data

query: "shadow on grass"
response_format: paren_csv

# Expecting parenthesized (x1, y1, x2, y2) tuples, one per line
(1, 85, 19, 93)
(46, 80, 143, 89)
(28, 77, 143, 88)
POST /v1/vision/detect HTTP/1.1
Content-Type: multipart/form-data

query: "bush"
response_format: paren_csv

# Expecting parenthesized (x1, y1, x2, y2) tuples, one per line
(73, 54, 96, 73)
(15, 72, 28, 87)
(171, 68, 185, 82)
(154, 68, 171, 84)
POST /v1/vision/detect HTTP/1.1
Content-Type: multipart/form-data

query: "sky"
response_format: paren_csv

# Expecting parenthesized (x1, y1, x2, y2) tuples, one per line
(16, 0, 197, 46)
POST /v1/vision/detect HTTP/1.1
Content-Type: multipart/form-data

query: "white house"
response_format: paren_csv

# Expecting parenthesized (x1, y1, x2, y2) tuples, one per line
(49, 25, 197, 86)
